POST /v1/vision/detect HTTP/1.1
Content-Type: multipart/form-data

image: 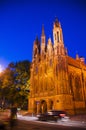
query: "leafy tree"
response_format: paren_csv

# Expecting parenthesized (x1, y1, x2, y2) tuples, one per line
(14, 60, 31, 108)
(0, 60, 31, 109)
(0, 62, 16, 107)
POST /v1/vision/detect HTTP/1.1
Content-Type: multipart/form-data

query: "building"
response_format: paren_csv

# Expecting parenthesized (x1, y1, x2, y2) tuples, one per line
(29, 19, 86, 115)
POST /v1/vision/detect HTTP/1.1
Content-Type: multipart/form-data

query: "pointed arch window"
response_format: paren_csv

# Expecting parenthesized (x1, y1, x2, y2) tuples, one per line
(75, 76, 83, 101)
(69, 74, 73, 94)
(55, 34, 56, 40)
(57, 31, 59, 42)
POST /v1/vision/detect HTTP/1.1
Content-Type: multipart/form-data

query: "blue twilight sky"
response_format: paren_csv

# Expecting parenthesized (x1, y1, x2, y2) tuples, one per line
(0, 0, 86, 70)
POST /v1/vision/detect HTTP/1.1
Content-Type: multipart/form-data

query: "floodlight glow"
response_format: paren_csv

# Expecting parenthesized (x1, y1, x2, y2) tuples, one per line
(0, 65, 3, 73)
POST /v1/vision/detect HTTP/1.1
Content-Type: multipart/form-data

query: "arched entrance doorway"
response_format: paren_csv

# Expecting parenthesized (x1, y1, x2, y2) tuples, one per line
(41, 100, 47, 114)
(33, 100, 47, 114)
(40, 100, 47, 114)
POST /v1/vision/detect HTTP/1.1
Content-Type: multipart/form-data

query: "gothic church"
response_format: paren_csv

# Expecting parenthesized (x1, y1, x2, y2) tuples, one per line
(29, 19, 86, 115)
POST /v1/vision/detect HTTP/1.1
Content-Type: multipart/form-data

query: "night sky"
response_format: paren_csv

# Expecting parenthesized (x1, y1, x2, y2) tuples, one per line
(0, 0, 86, 70)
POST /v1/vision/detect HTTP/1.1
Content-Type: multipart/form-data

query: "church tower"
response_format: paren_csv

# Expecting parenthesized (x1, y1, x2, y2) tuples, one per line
(53, 19, 73, 112)
(53, 19, 65, 56)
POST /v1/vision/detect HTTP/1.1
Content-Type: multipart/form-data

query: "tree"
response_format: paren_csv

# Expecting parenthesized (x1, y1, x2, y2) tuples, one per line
(14, 60, 31, 108)
(0, 60, 31, 109)
(0, 62, 15, 108)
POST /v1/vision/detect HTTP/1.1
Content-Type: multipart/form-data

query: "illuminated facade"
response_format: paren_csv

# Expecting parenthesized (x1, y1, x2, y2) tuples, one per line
(29, 19, 86, 115)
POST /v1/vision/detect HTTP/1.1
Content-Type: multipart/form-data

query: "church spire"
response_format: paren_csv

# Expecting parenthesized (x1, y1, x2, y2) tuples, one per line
(32, 36, 40, 61)
(54, 18, 61, 28)
(41, 24, 46, 56)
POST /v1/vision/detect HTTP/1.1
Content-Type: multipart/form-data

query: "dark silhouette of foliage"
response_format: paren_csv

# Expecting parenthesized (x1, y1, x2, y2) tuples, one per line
(0, 60, 31, 109)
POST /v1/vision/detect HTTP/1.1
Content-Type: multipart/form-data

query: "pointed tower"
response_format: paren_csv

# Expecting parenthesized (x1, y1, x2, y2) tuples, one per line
(52, 19, 73, 112)
(41, 25, 46, 57)
(53, 19, 65, 55)
(32, 36, 40, 62)
(47, 38, 53, 57)
(76, 53, 79, 60)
